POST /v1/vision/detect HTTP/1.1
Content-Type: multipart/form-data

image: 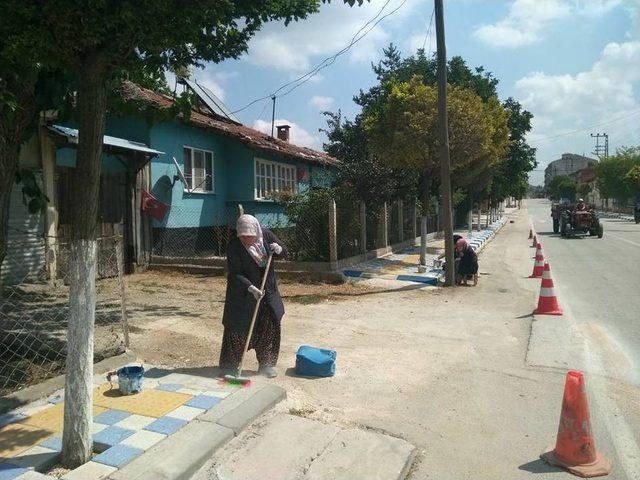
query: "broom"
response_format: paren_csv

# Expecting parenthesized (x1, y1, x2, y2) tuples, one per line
(224, 253, 274, 386)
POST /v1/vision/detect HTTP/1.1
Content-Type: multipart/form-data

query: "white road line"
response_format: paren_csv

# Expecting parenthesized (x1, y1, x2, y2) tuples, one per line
(605, 232, 640, 248)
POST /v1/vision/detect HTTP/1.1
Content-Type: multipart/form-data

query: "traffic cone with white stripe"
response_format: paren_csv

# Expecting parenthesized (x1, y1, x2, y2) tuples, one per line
(529, 243, 545, 278)
(528, 228, 533, 239)
(534, 262, 563, 315)
(531, 233, 537, 248)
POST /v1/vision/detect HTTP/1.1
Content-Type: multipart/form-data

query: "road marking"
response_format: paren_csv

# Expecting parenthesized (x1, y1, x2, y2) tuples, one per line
(605, 232, 640, 248)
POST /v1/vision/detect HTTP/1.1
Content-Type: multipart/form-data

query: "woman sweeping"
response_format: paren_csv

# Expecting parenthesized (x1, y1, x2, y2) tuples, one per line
(219, 214, 287, 378)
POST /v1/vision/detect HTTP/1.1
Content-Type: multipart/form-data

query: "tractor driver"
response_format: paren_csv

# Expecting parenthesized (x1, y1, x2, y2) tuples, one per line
(576, 198, 587, 211)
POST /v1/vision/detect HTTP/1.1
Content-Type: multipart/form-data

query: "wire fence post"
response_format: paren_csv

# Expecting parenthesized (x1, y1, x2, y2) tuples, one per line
(328, 198, 338, 266)
(382, 202, 389, 247)
(115, 226, 130, 348)
(397, 200, 403, 243)
(360, 201, 367, 255)
(412, 198, 418, 242)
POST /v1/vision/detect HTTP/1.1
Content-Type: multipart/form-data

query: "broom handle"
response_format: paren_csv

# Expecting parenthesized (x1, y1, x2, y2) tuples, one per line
(237, 253, 274, 376)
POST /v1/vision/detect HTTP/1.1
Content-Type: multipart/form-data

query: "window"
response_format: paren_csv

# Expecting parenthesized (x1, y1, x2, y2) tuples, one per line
(183, 147, 214, 193)
(254, 158, 297, 199)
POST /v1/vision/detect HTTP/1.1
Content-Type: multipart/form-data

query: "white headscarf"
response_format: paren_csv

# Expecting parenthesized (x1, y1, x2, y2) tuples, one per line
(236, 214, 267, 266)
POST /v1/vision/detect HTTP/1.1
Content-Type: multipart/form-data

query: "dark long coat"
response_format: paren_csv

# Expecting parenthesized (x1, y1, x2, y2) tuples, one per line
(222, 229, 287, 333)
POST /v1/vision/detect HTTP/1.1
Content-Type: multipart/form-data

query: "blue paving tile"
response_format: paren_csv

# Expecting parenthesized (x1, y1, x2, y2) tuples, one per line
(144, 416, 187, 435)
(342, 270, 362, 278)
(94, 409, 132, 425)
(0, 412, 26, 428)
(155, 383, 183, 392)
(93, 444, 144, 468)
(93, 425, 135, 449)
(396, 275, 438, 285)
(0, 463, 29, 480)
(185, 395, 222, 410)
(39, 436, 62, 451)
(48, 395, 64, 405)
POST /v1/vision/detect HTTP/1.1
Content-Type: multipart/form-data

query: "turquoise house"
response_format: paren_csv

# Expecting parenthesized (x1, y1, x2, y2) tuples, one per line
(118, 82, 339, 257)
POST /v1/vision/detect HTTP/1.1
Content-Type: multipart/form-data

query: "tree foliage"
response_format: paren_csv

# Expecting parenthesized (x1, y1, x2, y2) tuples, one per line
(595, 147, 640, 204)
(547, 175, 577, 201)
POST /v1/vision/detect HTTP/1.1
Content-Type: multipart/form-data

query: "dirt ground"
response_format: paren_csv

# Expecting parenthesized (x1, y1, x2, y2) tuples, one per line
(124, 270, 381, 368)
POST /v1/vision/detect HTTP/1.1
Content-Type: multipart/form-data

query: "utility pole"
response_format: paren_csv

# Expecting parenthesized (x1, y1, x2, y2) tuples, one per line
(590, 132, 609, 159)
(271, 95, 276, 138)
(435, 0, 455, 287)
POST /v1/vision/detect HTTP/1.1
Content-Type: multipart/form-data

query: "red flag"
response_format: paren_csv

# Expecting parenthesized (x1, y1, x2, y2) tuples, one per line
(141, 189, 169, 221)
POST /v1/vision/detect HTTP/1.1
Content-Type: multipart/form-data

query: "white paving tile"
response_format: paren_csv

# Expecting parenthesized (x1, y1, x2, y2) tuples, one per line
(120, 430, 166, 450)
(176, 387, 202, 396)
(114, 414, 156, 431)
(202, 390, 231, 399)
(166, 405, 205, 421)
(11, 445, 59, 470)
(91, 422, 108, 435)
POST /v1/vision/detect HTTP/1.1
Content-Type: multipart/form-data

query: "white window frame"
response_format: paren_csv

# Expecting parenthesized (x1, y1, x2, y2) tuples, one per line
(254, 158, 298, 200)
(183, 146, 214, 194)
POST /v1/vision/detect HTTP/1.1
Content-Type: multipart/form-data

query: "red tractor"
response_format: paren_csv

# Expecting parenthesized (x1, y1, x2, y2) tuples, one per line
(560, 204, 603, 238)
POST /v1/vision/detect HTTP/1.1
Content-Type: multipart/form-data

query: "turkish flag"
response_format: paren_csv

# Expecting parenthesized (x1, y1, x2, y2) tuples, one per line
(141, 189, 169, 221)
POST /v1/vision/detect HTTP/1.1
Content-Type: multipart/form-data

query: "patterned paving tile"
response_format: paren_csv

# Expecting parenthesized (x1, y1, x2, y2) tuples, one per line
(94, 410, 131, 426)
(93, 426, 135, 450)
(202, 390, 231, 399)
(9, 445, 59, 471)
(61, 461, 116, 480)
(143, 416, 187, 436)
(0, 424, 53, 461)
(113, 414, 155, 431)
(155, 383, 183, 392)
(92, 445, 144, 468)
(176, 388, 202, 396)
(93, 384, 191, 418)
(184, 395, 221, 410)
(20, 405, 106, 433)
(166, 406, 205, 421)
(38, 437, 61, 452)
(0, 463, 29, 480)
(0, 414, 26, 429)
(120, 430, 166, 451)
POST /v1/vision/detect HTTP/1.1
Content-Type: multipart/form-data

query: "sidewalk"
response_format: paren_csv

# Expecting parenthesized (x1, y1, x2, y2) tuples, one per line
(342, 215, 509, 285)
(0, 365, 284, 480)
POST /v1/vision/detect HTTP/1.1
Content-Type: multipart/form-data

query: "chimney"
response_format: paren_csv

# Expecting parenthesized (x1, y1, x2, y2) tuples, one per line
(276, 124, 290, 142)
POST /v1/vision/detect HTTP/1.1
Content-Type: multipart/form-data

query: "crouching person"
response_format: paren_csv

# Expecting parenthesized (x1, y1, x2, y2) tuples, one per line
(455, 238, 478, 286)
(219, 214, 287, 378)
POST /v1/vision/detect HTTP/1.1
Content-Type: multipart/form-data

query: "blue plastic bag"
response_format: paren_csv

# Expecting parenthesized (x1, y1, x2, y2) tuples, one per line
(295, 345, 336, 377)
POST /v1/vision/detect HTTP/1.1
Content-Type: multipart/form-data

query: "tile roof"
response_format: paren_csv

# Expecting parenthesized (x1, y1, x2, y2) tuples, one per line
(120, 82, 339, 167)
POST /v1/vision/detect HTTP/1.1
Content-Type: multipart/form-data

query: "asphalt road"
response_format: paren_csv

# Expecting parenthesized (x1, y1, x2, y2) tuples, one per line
(528, 198, 640, 384)
(527, 198, 640, 479)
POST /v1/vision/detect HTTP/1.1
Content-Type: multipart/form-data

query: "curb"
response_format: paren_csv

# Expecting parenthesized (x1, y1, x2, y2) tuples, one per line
(107, 384, 286, 480)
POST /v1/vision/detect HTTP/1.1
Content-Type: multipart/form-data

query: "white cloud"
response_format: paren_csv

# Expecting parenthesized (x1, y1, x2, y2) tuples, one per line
(515, 40, 640, 183)
(195, 70, 238, 101)
(244, 0, 425, 73)
(474, 0, 626, 49)
(309, 95, 335, 110)
(252, 118, 320, 149)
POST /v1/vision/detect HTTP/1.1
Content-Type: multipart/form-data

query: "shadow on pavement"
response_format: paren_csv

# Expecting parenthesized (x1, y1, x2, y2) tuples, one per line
(518, 458, 563, 474)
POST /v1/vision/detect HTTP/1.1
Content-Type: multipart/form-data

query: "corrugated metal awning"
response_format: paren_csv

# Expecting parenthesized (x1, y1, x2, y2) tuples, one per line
(48, 124, 164, 156)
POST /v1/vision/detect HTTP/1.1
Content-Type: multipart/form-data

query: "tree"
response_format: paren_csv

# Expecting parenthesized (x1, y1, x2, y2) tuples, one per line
(595, 148, 640, 206)
(547, 175, 577, 201)
(363, 76, 508, 214)
(624, 164, 640, 202)
(577, 182, 593, 199)
(4, 0, 365, 467)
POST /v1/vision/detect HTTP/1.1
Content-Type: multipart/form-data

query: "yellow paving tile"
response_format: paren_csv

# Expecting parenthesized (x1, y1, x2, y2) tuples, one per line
(20, 404, 107, 432)
(0, 423, 53, 461)
(93, 383, 192, 417)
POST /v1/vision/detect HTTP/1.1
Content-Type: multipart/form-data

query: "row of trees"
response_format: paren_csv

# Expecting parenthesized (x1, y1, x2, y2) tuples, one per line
(1, 0, 365, 468)
(595, 147, 640, 206)
(321, 46, 537, 223)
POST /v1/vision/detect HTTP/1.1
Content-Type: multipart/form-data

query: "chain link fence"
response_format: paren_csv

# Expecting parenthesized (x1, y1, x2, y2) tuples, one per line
(1, 231, 127, 397)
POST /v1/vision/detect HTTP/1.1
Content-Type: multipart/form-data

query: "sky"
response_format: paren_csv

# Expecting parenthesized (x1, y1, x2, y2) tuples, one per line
(177, 0, 640, 186)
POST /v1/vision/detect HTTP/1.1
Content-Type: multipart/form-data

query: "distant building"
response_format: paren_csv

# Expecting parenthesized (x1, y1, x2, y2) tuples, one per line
(544, 153, 598, 188)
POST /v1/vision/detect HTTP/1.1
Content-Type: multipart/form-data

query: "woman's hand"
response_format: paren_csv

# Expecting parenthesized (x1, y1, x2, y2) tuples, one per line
(248, 285, 264, 300)
(269, 243, 283, 255)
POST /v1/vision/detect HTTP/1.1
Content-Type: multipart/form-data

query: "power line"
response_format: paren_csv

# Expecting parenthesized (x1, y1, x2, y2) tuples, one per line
(528, 109, 640, 145)
(421, 7, 435, 51)
(231, 0, 407, 114)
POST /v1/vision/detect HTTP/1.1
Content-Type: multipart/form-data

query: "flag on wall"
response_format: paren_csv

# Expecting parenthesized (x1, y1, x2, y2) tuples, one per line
(141, 189, 169, 221)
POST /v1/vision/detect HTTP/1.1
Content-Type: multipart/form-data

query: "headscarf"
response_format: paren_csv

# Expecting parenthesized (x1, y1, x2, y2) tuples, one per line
(455, 238, 468, 253)
(236, 214, 267, 267)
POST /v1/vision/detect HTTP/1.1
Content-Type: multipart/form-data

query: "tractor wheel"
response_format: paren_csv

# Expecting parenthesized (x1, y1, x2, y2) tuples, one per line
(598, 224, 604, 238)
(553, 218, 559, 233)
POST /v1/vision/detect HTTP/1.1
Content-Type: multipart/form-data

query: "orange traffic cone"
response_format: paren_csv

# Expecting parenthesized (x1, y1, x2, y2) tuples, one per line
(541, 370, 612, 477)
(531, 234, 537, 248)
(529, 244, 545, 278)
(534, 262, 562, 315)
(528, 228, 533, 239)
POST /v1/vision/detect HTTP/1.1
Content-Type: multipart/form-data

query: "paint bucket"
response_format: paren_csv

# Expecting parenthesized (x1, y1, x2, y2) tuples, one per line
(106, 365, 144, 395)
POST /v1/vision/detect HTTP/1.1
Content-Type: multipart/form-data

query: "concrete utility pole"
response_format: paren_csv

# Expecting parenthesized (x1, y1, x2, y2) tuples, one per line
(590, 132, 609, 159)
(435, 0, 455, 287)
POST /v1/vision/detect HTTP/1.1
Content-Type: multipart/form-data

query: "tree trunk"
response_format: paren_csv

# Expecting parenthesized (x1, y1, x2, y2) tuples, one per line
(419, 175, 430, 266)
(0, 145, 19, 291)
(62, 52, 108, 469)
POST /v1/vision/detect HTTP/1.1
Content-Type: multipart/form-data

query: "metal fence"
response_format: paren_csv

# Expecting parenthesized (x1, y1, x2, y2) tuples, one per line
(1, 232, 128, 396)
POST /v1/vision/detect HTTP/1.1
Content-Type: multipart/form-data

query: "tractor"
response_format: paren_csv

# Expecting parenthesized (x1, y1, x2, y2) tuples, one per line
(560, 205, 603, 238)
(551, 202, 570, 233)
